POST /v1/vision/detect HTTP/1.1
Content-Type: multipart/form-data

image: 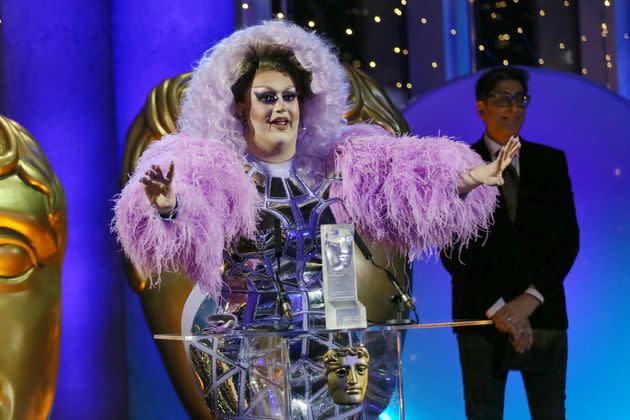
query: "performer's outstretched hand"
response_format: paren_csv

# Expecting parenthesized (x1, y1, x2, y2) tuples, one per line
(474, 136, 521, 186)
(140, 162, 176, 215)
(458, 136, 521, 193)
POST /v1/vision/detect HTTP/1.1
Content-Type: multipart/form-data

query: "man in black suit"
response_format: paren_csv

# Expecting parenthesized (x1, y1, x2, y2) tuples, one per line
(441, 67, 579, 419)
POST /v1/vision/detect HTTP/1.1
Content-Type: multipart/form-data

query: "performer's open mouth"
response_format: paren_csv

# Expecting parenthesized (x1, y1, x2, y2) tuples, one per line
(268, 117, 291, 130)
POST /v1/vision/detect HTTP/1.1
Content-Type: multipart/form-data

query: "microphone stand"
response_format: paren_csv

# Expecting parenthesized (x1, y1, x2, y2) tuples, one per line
(353, 231, 419, 324)
(273, 219, 293, 328)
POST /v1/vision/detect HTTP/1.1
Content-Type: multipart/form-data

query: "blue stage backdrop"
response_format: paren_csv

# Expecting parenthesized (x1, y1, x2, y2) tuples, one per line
(401, 68, 630, 419)
(0, 1, 127, 418)
(615, 0, 630, 100)
(1, 0, 235, 418)
(110, 1, 235, 418)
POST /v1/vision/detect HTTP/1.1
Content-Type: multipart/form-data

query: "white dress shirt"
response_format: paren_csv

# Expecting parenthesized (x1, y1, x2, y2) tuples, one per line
(482, 134, 545, 317)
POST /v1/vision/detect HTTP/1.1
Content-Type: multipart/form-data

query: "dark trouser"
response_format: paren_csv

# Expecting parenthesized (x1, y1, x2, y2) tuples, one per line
(457, 330, 567, 420)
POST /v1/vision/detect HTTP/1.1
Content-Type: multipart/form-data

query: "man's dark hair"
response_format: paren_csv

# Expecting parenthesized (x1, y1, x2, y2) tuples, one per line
(475, 66, 530, 101)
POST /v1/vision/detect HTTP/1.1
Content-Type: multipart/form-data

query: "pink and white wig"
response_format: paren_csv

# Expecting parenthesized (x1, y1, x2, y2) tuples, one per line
(178, 20, 349, 175)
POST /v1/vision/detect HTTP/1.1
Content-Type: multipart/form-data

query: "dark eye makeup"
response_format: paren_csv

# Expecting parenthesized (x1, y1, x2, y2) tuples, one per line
(253, 89, 297, 105)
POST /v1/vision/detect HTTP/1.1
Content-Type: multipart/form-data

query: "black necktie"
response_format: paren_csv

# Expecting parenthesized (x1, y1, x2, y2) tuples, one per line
(497, 153, 519, 223)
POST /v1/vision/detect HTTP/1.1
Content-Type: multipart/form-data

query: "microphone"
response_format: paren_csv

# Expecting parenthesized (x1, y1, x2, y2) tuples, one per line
(353, 230, 417, 313)
(273, 218, 293, 323)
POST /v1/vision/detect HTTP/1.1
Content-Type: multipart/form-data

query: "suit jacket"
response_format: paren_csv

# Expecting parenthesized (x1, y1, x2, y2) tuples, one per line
(441, 138, 579, 332)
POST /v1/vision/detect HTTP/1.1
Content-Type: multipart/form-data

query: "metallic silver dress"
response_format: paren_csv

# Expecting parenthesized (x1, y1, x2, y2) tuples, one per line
(184, 155, 396, 419)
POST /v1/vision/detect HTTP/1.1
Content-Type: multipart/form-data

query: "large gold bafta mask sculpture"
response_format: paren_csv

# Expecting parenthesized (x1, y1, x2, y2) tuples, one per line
(0, 115, 66, 420)
(323, 346, 370, 405)
(122, 65, 408, 419)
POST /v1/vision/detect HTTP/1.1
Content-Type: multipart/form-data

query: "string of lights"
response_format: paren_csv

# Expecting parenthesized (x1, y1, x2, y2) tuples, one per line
(238, 0, 628, 100)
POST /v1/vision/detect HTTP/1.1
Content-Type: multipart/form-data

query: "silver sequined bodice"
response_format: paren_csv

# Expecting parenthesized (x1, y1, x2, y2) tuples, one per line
(222, 155, 338, 331)
(187, 156, 394, 419)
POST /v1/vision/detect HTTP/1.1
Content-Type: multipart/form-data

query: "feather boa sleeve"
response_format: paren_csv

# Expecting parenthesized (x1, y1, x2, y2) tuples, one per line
(330, 124, 498, 259)
(112, 133, 259, 298)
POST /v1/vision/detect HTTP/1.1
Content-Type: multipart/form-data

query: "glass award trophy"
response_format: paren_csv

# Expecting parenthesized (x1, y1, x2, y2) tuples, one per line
(321, 224, 367, 330)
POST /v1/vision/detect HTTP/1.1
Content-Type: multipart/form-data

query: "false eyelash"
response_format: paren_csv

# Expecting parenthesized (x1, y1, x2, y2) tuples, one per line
(254, 92, 277, 104)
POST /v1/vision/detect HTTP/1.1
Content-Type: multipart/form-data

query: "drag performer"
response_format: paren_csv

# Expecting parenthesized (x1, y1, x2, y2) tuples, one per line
(113, 21, 518, 419)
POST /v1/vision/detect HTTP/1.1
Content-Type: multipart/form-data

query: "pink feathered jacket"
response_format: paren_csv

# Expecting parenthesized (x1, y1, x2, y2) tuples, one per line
(112, 21, 497, 298)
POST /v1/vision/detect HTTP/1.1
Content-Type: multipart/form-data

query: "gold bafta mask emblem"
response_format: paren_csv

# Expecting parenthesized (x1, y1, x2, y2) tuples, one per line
(0, 115, 66, 420)
(323, 346, 370, 405)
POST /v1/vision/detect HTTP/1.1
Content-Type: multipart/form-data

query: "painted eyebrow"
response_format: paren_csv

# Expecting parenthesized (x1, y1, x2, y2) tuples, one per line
(252, 85, 296, 91)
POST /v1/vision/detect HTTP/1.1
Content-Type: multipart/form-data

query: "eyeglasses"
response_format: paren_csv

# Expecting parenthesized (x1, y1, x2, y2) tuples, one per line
(488, 92, 531, 108)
